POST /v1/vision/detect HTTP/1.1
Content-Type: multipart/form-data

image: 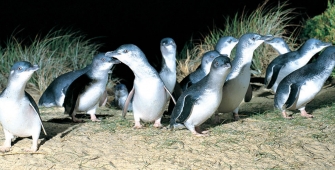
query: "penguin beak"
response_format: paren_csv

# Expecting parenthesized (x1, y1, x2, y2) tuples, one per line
(110, 57, 121, 64)
(105, 52, 121, 63)
(260, 35, 274, 41)
(322, 42, 332, 47)
(29, 64, 39, 72)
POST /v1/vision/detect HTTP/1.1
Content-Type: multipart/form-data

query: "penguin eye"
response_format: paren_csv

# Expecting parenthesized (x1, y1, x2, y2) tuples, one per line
(252, 37, 256, 41)
(101, 58, 106, 61)
(123, 49, 128, 53)
(18, 67, 22, 70)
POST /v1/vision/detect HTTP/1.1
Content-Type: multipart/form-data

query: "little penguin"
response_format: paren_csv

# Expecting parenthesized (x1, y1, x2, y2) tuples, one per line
(170, 55, 231, 136)
(159, 37, 177, 94)
(105, 44, 175, 128)
(114, 83, 132, 111)
(179, 50, 221, 91)
(0, 61, 47, 152)
(264, 37, 291, 54)
(265, 38, 331, 93)
(215, 36, 239, 57)
(275, 46, 335, 119)
(63, 54, 120, 122)
(217, 33, 273, 120)
(159, 37, 179, 116)
(39, 53, 109, 107)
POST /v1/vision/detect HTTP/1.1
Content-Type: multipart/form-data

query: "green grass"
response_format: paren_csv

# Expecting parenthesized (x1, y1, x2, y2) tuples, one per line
(177, 0, 300, 79)
(0, 28, 101, 92)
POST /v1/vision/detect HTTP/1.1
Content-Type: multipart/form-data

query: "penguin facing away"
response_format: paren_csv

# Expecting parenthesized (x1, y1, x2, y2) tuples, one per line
(275, 46, 335, 119)
(105, 44, 175, 128)
(265, 38, 331, 93)
(63, 54, 120, 122)
(170, 55, 231, 136)
(0, 61, 46, 152)
(216, 33, 273, 120)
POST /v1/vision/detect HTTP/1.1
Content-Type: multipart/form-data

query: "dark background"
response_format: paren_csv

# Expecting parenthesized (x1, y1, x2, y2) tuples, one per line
(0, 0, 329, 84)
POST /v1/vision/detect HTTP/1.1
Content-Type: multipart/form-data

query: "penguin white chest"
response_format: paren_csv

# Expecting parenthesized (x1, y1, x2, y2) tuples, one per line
(291, 79, 323, 110)
(76, 83, 105, 111)
(0, 98, 39, 137)
(186, 90, 222, 126)
(132, 77, 167, 121)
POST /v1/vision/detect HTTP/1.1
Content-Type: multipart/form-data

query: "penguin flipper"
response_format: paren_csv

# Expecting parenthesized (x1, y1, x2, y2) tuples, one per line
(25, 91, 47, 135)
(164, 86, 176, 104)
(173, 94, 197, 124)
(122, 86, 134, 118)
(267, 64, 283, 89)
(284, 83, 301, 109)
(244, 84, 253, 102)
(63, 74, 92, 117)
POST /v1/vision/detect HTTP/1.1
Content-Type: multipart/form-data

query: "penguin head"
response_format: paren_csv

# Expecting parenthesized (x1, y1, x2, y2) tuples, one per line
(302, 38, 332, 53)
(211, 55, 231, 71)
(92, 53, 121, 71)
(114, 83, 129, 96)
(160, 37, 177, 55)
(264, 37, 290, 54)
(239, 33, 273, 50)
(215, 36, 239, 56)
(105, 44, 149, 68)
(201, 50, 221, 74)
(10, 61, 39, 77)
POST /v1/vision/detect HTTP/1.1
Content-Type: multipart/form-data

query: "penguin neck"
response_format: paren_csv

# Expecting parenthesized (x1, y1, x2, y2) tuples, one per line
(207, 71, 227, 89)
(4, 77, 28, 99)
(133, 62, 160, 80)
(298, 44, 320, 60)
(87, 67, 109, 81)
(161, 55, 176, 74)
(275, 45, 290, 54)
(227, 47, 253, 80)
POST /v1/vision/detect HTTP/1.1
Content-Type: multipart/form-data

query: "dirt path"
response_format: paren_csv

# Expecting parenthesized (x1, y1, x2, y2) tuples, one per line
(0, 86, 335, 169)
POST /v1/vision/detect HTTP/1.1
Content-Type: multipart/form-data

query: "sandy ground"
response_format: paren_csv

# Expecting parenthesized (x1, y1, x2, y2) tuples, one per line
(0, 84, 334, 169)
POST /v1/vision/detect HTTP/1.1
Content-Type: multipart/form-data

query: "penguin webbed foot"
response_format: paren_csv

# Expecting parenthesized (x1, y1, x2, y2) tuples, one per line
(90, 114, 101, 122)
(23, 146, 38, 152)
(233, 113, 240, 121)
(281, 111, 293, 119)
(133, 121, 143, 129)
(191, 126, 209, 137)
(0, 146, 10, 152)
(153, 119, 163, 128)
(300, 110, 314, 118)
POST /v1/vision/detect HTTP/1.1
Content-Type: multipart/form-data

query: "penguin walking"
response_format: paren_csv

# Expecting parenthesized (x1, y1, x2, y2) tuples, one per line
(275, 46, 335, 118)
(63, 54, 120, 122)
(0, 61, 46, 152)
(39, 53, 109, 107)
(217, 33, 273, 120)
(105, 44, 175, 128)
(265, 38, 331, 93)
(170, 55, 231, 136)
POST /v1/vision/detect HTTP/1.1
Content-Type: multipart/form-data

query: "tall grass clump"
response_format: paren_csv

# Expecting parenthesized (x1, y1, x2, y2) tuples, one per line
(300, 0, 335, 77)
(177, 0, 299, 79)
(0, 29, 101, 92)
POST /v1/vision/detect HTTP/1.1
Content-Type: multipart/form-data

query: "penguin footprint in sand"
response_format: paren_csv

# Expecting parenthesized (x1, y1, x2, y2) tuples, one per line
(0, 61, 46, 152)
